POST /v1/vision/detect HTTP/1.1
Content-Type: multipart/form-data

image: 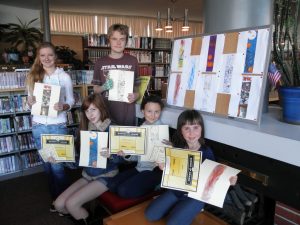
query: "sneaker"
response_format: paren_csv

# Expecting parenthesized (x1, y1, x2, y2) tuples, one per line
(49, 204, 57, 213)
(58, 212, 71, 217)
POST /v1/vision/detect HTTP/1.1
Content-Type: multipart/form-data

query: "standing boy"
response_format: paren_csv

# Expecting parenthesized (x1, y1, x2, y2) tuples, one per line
(92, 24, 139, 125)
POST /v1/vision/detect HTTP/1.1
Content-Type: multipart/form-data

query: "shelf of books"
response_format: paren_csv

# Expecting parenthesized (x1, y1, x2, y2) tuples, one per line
(0, 70, 96, 181)
(0, 71, 44, 180)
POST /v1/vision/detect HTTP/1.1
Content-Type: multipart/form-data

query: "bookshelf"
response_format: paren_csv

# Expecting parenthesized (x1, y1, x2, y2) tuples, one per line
(0, 70, 93, 181)
(83, 35, 172, 94)
(0, 83, 44, 181)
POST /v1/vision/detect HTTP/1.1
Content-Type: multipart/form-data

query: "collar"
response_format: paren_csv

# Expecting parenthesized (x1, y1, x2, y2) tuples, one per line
(88, 118, 111, 132)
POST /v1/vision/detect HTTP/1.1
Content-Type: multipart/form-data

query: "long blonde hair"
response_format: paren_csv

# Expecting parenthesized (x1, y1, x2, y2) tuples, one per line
(26, 42, 57, 94)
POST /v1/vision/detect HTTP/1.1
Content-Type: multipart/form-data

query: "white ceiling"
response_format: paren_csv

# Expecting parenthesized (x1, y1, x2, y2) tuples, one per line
(0, 0, 204, 22)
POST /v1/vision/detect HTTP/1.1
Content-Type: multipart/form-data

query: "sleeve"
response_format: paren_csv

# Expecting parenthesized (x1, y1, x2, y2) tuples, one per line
(92, 60, 103, 85)
(205, 146, 216, 161)
(110, 154, 126, 164)
(64, 73, 75, 108)
(124, 155, 138, 162)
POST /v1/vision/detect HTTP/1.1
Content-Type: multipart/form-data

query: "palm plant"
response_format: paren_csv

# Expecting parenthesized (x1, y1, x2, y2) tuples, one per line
(0, 24, 10, 42)
(1, 17, 43, 52)
(272, 0, 300, 86)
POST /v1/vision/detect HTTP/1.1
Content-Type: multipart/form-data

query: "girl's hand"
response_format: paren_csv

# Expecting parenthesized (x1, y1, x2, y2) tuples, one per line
(27, 96, 36, 106)
(54, 102, 64, 111)
(229, 176, 238, 186)
(156, 162, 165, 170)
(162, 139, 172, 146)
(116, 150, 125, 157)
(100, 147, 110, 158)
(127, 93, 139, 104)
(48, 156, 57, 164)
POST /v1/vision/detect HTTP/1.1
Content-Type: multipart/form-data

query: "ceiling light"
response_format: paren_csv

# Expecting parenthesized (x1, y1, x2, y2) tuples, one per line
(155, 0, 190, 33)
(155, 11, 163, 31)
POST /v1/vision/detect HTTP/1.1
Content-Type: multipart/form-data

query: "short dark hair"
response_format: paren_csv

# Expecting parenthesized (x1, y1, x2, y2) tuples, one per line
(140, 95, 164, 111)
(107, 24, 129, 43)
(172, 110, 205, 148)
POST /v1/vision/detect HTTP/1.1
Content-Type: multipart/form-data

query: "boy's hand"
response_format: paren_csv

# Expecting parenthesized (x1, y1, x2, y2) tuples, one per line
(127, 93, 139, 103)
(229, 175, 238, 186)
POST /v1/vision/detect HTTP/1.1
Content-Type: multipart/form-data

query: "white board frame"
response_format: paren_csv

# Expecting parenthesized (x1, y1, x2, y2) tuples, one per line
(166, 25, 273, 125)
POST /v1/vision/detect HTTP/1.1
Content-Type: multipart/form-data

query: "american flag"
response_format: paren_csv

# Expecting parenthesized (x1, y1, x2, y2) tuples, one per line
(268, 63, 281, 87)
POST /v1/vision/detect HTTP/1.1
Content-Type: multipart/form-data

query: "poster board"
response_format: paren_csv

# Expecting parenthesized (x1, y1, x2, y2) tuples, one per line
(108, 70, 134, 103)
(31, 83, 61, 117)
(166, 26, 272, 124)
(79, 131, 108, 168)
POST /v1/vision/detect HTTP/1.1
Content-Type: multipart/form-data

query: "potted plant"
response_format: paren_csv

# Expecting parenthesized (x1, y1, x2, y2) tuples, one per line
(0, 17, 42, 60)
(55, 46, 83, 69)
(272, 0, 300, 124)
(6, 47, 20, 64)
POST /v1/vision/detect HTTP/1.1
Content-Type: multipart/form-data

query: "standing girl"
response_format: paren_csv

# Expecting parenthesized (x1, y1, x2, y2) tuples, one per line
(108, 95, 165, 198)
(145, 110, 237, 225)
(54, 94, 122, 225)
(26, 42, 74, 210)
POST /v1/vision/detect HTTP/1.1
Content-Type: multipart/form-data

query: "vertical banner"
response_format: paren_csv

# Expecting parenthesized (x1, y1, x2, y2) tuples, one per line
(206, 35, 217, 72)
(244, 31, 258, 73)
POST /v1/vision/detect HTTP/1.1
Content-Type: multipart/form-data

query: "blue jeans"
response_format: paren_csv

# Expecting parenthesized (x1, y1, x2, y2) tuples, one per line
(108, 167, 162, 198)
(32, 123, 70, 200)
(145, 190, 205, 225)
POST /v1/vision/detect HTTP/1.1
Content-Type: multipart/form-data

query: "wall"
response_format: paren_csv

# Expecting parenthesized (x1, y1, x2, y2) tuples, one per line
(0, 4, 41, 55)
(203, 0, 273, 33)
(51, 35, 83, 61)
(0, 4, 41, 28)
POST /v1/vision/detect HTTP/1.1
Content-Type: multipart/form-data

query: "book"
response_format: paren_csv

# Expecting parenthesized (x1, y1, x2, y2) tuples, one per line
(136, 76, 151, 104)
(161, 147, 202, 192)
(108, 70, 134, 103)
(79, 131, 108, 168)
(109, 126, 146, 155)
(188, 159, 240, 208)
(40, 134, 75, 162)
(31, 83, 61, 117)
(73, 89, 82, 106)
(140, 125, 169, 163)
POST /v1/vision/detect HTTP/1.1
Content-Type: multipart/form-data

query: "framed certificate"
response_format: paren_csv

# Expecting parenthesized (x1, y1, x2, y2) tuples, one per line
(41, 134, 75, 162)
(161, 147, 202, 192)
(109, 126, 146, 155)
